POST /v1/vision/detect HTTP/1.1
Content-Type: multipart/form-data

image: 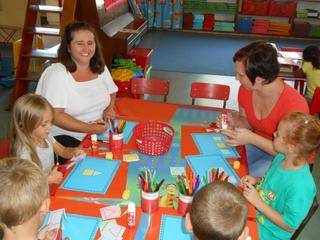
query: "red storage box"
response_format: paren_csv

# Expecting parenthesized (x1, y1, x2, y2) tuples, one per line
(268, 1, 297, 17)
(242, 0, 270, 16)
(126, 48, 153, 71)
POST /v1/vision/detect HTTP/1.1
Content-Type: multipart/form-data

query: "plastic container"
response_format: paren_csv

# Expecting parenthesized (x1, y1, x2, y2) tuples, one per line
(141, 190, 159, 213)
(134, 121, 174, 155)
(242, 0, 270, 16)
(177, 193, 193, 216)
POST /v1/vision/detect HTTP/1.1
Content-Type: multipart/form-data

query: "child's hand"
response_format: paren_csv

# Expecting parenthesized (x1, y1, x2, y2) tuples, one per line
(243, 182, 263, 207)
(240, 175, 259, 187)
(72, 147, 85, 157)
(37, 225, 58, 240)
(49, 166, 63, 184)
(220, 128, 254, 147)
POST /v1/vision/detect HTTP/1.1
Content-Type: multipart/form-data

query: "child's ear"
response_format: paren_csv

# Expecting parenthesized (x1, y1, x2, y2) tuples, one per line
(238, 226, 249, 240)
(185, 212, 193, 233)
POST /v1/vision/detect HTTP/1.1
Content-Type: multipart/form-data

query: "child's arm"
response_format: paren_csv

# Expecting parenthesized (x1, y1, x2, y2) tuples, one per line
(53, 141, 85, 160)
(243, 183, 294, 232)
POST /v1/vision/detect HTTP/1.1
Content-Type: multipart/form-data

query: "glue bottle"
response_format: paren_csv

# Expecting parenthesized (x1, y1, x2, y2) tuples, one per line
(221, 113, 228, 129)
(127, 201, 136, 228)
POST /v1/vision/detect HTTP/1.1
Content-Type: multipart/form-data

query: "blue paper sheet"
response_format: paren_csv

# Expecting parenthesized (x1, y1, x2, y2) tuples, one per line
(186, 154, 240, 185)
(97, 120, 137, 143)
(159, 215, 192, 240)
(43, 213, 100, 240)
(192, 133, 240, 158)
(60, 156, 120, 194)
(171, 107, 219, 125)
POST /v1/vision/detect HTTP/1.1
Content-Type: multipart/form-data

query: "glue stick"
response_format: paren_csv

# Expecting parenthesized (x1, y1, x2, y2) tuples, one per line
(91, 134, 98, 152)
(221, 113, 228, 129)
(127, 201, 136, 228)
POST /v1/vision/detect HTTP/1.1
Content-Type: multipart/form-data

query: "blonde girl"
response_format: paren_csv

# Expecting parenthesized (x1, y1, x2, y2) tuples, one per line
(9, 93, 83, 184)
(240, 112, 319, 240)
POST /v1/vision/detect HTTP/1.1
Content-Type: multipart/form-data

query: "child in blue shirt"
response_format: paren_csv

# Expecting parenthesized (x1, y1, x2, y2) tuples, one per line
(240, 112, 318, 240)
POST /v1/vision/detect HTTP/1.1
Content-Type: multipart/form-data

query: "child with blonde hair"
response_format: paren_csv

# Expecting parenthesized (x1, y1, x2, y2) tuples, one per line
(9, 93, 83, 184)
(0, 157, 56, 240)
(241, 112, 318, 239)
(185, 181, 249, 240)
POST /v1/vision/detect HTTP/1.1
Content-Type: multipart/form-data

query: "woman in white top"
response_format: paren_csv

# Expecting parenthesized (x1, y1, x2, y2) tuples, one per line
(36, 22, 118, 162)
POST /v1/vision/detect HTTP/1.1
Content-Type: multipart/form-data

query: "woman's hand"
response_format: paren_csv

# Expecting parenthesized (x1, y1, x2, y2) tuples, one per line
(240, 175, 260, 187)
(48, 166, 63, 184)
(88, 121, 107, 134)
(103, 106, 116, 120)
(243, 182, 263, 208)
(220, 127, 254, 146)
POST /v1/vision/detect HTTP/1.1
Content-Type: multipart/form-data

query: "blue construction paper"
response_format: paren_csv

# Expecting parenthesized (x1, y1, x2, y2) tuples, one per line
(97, 120, 137, 143)
(60, 156, 120, 194)
(159, 215, 192, 240)
(134, 213, 152, 240)
(171, 107, 219, 124)
(186, 154, 240, 185)
(192, 133, 240, 158)
(43, 213, 100, 240)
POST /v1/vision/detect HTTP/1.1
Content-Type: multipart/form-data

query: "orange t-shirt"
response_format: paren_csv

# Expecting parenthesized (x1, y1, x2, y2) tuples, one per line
(238, 83, 309, 140)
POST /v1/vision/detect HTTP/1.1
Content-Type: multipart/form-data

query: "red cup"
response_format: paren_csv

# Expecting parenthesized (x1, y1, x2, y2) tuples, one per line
(177, 192, 193, 215)
(109, 132, 124, 151)
(141, 190, 159, 213)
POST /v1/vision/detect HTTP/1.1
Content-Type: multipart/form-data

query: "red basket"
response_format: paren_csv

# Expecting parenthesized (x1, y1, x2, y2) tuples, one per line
(134, 121, 175, 155)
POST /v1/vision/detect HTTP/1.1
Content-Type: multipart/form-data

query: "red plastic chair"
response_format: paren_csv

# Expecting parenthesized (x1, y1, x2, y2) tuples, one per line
(190, 82, 230, 108)
(0, 138, 10, 159)
(131, 78, 170, 102)
(309, 86, 320, 115)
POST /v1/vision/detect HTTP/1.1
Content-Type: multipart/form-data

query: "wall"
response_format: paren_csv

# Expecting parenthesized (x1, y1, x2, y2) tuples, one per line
(0, 0, 27, 39)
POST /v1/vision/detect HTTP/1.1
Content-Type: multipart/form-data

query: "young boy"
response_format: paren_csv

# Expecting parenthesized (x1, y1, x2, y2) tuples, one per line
(185, 181, 249, 240)
(0, 157, 54, 240)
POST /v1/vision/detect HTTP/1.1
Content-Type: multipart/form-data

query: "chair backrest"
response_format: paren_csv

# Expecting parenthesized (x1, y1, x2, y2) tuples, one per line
(309, 86, 320, 115)
(190, 82, 230, 108)
(0, 138, 10, 159)
(291, 196, 319, 239)
(280, 47, 303, 52)
(131, 78, 170, 102)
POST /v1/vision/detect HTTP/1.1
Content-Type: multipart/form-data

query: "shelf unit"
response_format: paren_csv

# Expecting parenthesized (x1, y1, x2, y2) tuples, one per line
(181, 0, 320, 39)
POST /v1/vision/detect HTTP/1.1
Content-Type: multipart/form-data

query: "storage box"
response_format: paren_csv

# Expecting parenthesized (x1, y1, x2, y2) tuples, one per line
(293, 21, 311, 37)
(242, 0, 270, 16)
(268, 1, 297, 17)
(127, 48, 153, 71)
(114, 79, 133, 98)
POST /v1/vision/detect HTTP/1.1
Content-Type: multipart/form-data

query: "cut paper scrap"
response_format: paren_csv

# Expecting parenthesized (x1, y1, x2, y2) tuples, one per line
(42, 212, 101, 240)
(170, 167, 186, 176)
(83, 168, 102, 176)
(100, 205, 122, 220)
(99, 219, 125, 240)
(97, 120, 137, 143)
(123, 153, 140, 162)
(159, 215, 192, 240)
(186, 154, 240, 186)
(60, 156, 120, 194)
(192, 133, 240, 158)
(47, 208, 65, 231)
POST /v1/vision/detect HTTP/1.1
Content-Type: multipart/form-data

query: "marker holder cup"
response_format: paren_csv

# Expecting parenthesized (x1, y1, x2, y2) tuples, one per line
(177, 192, 193, 215)
(141, 190, 159, 213)
(109, 132, 124, 151)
